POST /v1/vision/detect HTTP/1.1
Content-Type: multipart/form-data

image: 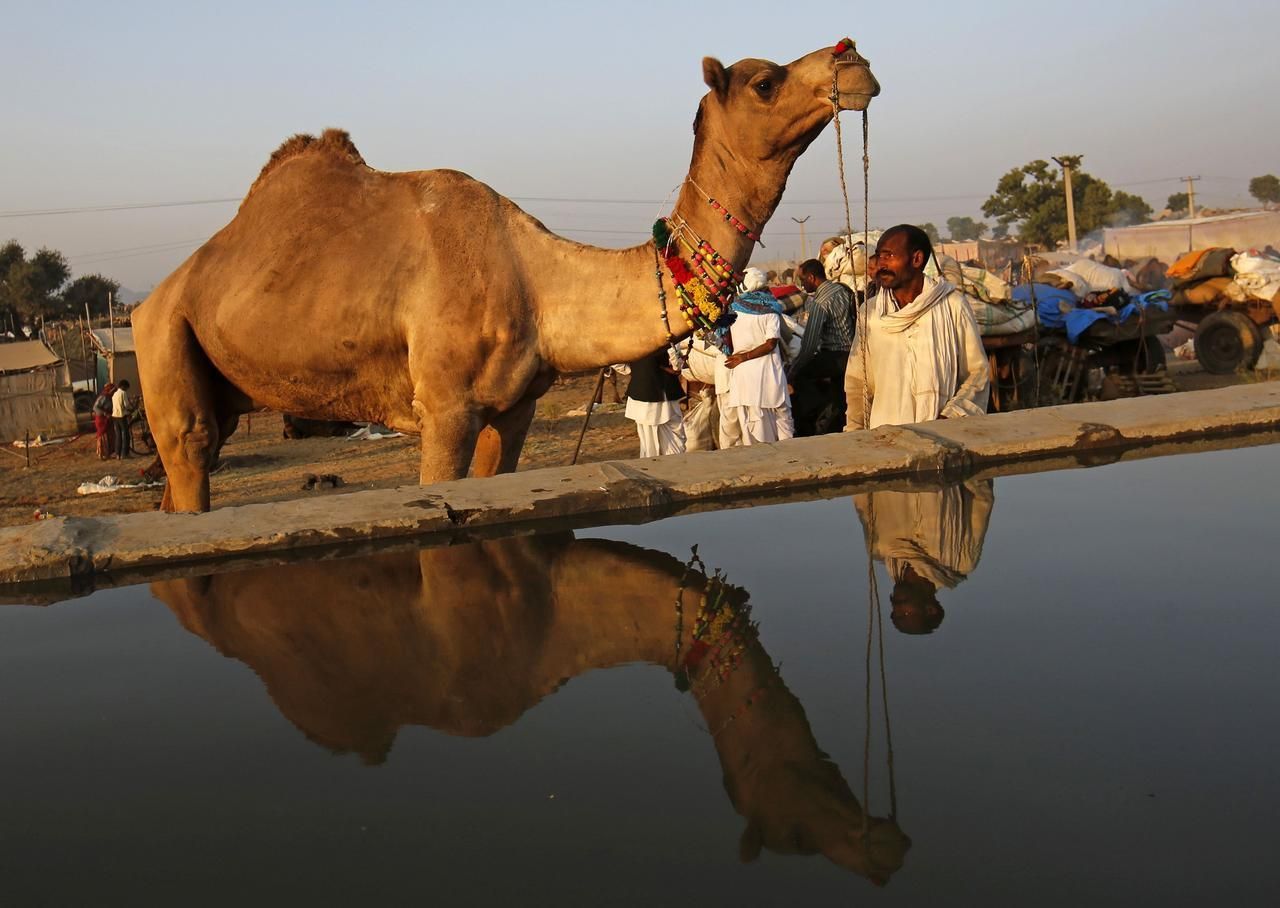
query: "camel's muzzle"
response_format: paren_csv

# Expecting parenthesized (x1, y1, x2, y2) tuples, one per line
(834, 51, 879, 111)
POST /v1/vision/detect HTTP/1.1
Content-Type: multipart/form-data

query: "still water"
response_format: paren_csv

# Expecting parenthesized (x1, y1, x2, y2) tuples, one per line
(2, 444, 1279, 906)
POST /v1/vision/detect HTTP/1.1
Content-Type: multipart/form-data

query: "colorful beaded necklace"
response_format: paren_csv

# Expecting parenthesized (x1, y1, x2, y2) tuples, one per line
(652, 188, 761, 346)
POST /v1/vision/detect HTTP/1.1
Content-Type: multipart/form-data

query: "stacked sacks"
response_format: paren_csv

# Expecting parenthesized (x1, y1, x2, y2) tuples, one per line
(1041, 258, 1138, 297)
(930, 254, 1035, 337)
(1166, 247, 1280, 314)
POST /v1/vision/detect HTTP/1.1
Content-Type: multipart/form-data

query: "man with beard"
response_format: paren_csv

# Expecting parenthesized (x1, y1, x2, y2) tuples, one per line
(844, 225, 989, 430)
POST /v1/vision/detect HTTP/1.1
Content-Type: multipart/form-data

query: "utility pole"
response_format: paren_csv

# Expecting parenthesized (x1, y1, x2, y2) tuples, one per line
(1181, 175, 1200, 219)
(1052, 155, 1083, 252)
(791, 215, 811, 261)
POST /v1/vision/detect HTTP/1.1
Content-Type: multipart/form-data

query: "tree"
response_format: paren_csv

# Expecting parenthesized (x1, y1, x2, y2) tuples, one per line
(1249, 174, 1280, 207)
(0, 242, 70, 323)
(946, 216, 989, 241)
(982, 159, 1151, 246)
(1166, 192, 1189, 216)
(920, 222, 941, 245)
(1111, 190, 1153, 227)
(60, 274, 120, 318)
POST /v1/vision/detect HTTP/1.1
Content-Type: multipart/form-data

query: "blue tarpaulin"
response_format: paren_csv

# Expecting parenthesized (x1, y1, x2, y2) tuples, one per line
(1011, 285, 1171, 343)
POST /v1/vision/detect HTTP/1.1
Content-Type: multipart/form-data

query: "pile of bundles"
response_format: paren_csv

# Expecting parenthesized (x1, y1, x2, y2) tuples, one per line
(1166, 247, 1280, 314)
(822, 238, 1036, 338)
(1010, 257, 1172, 344)
(931, 256, 1037, 337)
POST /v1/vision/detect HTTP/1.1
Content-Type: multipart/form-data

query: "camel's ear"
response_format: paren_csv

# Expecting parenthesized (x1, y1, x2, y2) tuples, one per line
(703, 57, 728, 98)
(739, 820, 764, 863)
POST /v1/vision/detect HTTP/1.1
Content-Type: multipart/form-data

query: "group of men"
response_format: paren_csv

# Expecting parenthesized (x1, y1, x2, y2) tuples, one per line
(625, 223, 991, 456)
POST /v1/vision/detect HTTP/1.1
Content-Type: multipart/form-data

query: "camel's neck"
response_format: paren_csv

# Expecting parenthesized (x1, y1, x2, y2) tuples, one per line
(528, 131, 795, 373)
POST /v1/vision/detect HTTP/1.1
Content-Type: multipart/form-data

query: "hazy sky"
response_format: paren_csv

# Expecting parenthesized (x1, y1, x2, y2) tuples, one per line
(2, 0, 1276, 290)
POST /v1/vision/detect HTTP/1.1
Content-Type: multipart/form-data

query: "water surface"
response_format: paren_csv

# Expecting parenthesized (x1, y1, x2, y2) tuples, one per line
(2, 444, 1278, 905)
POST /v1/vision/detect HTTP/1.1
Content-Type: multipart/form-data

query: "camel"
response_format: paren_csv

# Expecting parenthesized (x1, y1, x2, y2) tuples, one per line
(154, 533, 910, 882)
(132, 42, 879, 511)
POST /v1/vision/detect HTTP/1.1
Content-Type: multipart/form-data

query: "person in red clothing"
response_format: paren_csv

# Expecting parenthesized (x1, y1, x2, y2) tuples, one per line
(92, 383, 116, 460)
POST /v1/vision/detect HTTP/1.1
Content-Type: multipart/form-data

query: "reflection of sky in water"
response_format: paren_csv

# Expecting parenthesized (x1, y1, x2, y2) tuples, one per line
(1, 443, 1278, 904)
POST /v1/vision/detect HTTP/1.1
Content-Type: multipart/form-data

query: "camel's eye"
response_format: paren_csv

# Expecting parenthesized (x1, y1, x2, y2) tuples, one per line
(754, 79, 773, 96)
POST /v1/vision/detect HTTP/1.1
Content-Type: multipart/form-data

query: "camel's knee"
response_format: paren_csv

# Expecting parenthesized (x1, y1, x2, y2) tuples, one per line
(180, 421, 217, 468)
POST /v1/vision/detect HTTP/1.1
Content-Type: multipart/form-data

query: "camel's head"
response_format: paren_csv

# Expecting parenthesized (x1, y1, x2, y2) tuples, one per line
(734, 757, 910, 884)
(696, 41, 879, 167)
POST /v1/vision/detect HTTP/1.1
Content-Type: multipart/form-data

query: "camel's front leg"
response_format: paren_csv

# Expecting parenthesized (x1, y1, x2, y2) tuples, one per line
(471, 396, 537, 478)
(412, 399, 483, 484)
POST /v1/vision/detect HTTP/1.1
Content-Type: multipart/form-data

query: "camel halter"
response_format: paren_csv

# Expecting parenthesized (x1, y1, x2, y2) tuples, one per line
(830, 41, 897, 827)
(829, 39, 874, 434)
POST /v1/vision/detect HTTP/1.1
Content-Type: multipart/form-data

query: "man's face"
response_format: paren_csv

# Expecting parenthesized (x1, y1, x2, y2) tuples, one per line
(874, 233, 923, 291)
(799, 270, 820, 292)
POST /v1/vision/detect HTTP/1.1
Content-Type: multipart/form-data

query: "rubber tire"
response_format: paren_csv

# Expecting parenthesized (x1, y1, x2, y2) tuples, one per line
(1195, 310, 1263, 374)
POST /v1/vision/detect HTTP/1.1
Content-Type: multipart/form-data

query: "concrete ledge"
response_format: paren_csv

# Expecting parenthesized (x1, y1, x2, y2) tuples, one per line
(2, 383, 1278, 593)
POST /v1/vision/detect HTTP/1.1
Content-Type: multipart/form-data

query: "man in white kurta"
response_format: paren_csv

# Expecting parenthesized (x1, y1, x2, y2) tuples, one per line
(845, 225, 989, 430)
(853, 479, 994, 634)
(624, 349, 686, 457)
(725, 269, 794, 445)
(678, 335, 740, 451)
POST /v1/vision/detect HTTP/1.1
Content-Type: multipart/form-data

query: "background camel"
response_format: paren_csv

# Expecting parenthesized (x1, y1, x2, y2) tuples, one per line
(132, 42, 878, 511)
(155, 533, 910, 883)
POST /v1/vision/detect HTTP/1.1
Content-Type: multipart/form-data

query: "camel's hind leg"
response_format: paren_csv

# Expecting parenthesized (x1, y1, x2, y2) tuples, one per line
(138, 316, 225, 513)
(471, 396, 537, 478)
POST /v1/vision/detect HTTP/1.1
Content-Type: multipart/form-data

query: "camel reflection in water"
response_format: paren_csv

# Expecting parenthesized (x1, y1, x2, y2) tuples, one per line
(854, 479, 995, 635)
(153, 533, 910, 884)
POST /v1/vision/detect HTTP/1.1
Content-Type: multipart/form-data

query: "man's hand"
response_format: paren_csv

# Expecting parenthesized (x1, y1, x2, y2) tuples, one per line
(725, 353, 747, 369)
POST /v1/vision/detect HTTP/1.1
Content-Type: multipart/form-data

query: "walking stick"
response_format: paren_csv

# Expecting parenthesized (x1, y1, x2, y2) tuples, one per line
(570, 368, 608, 466)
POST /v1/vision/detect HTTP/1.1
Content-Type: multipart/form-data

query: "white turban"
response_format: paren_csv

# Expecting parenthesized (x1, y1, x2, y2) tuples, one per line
(741, 267, 768, 292)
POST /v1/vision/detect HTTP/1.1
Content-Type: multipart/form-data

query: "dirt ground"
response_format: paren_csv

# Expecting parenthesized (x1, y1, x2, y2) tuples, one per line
(0, 371, 639, 528)
(1, 364, 1274, 529)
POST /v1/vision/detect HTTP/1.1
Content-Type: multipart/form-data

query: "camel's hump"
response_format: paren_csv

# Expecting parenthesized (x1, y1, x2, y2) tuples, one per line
(247, 128, 367, 197)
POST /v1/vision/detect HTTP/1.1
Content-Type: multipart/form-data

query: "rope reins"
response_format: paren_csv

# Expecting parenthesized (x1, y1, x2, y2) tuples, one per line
(832, 47, 898, 828)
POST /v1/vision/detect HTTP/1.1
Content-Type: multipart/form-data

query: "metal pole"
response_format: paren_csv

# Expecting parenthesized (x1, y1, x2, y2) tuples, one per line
(570, 368, 608, 466)
(108, 291, 117, 385)
(791, 215, 811, 261)
(1182, 175, 1200, 220)
(1053, 156, 1082, 252)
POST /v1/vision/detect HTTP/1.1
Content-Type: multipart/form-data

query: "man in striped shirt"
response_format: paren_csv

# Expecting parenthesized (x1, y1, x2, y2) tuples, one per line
(788, 259, 855, 435)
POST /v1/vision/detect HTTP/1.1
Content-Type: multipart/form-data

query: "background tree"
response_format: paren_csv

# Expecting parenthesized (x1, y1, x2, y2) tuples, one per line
(0, 242, 70, 323)
(1166, 192, 1189, 216)
(946, 216, 989, 241)
(60, 274, 120, 319)
(982, 159, 1152, 247)
(1249, 174, 1280, 207)
(920, 222, 941, 245)
(1111, 190, 1153, 227)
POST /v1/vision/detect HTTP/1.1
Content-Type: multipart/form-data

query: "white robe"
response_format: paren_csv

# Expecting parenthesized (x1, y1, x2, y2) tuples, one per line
(625, 398, 685, 457)
(727, 311, 789, 410)
(844, 277, 990, 430)
(726, 310, 793, 445)
(853, 480, 994, 589)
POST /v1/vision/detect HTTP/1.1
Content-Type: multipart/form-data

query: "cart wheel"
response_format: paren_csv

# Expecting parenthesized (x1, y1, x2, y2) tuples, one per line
(1195, 310, 1262, 374)
(130, 419, 157, 456)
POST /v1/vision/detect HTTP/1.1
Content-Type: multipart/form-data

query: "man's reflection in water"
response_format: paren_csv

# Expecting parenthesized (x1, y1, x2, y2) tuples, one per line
(152, 534, 910, 884)
(854, 479, 995, 634)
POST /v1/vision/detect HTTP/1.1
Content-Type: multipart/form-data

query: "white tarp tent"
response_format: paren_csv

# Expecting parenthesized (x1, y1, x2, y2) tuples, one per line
(1103, 210, 1280, 263)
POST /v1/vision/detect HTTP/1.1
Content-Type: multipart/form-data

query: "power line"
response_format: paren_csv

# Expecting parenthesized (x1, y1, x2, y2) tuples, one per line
(1, 190, 995, 220)
(0, 197, 243, 219)
(68, 237, 211, 260)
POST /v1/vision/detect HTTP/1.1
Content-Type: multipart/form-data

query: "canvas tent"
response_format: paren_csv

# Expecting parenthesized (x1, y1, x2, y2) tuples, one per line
(1103, 210, 1280, 263)
(89, 327, 141, 393)
(937, 239, 1028, 272)
(0, 340, 78, 442)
